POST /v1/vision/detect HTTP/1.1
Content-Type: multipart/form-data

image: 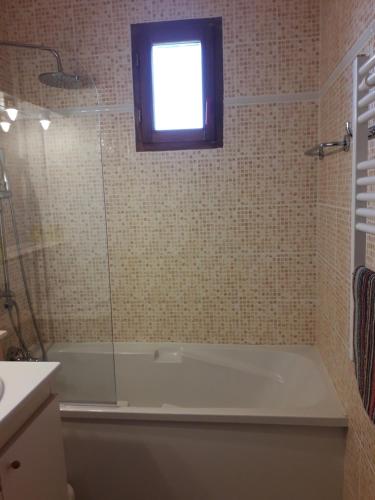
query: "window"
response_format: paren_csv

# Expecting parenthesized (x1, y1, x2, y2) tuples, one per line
(151, 41, 203, 131)
(131, 18, 223, 152)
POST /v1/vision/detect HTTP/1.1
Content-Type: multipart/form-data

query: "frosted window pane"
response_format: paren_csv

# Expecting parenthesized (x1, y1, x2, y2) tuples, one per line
(151, 41, 203, 131)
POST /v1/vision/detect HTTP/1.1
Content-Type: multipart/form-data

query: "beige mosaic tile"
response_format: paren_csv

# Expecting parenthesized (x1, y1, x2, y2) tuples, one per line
(343, 429, 361, 500)
(317, 1, 375, 495)
(359, 454, 375, 500)
(278, 36, 319, 94)
(236, 40, 278, 97)
(0, 1, 320, 350)
(320, 0, 375, 86)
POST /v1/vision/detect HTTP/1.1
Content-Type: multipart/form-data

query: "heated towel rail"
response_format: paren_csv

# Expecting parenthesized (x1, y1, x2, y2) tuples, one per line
(350, 53, 375, 359)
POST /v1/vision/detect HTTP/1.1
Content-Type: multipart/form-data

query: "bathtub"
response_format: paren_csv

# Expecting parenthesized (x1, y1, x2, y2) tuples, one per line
(50, 342, 346, 425)
(48, 343, 347, 500)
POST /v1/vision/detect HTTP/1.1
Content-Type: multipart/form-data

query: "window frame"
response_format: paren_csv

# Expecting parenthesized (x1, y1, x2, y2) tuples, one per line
(131, 17, 223, 152)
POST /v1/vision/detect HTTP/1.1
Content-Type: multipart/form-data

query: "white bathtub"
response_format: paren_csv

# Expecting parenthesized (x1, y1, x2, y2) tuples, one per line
(49, 342, 346, 426)
(48, 343, 347, 500)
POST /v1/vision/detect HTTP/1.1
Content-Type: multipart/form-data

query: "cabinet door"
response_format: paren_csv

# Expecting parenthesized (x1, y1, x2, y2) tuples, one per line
(0, 397, 68, 500)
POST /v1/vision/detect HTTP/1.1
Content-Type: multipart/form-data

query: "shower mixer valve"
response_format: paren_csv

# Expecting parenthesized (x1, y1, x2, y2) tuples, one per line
(0, 290, 15, 307)
(6, 345, 37, 361)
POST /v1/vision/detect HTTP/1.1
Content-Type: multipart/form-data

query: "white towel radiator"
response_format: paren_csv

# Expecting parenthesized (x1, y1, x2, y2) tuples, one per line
(350, 53, 375, 359)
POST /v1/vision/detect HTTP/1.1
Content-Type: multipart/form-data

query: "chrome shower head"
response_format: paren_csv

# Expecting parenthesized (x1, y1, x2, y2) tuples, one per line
(0, 41, 88, 90)
(38, 71, 84, 89)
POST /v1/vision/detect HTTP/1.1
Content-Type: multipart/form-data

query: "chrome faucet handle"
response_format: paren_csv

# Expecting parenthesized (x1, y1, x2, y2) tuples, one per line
(6, 346, 37, 361)
(6, 346, 28, 361)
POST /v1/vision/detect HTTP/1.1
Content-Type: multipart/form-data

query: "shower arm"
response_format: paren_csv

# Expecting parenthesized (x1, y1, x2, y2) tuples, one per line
(0, 41, 63, 72)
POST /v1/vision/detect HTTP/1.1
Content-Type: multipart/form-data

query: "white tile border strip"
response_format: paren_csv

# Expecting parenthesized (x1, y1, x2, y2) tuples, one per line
(53, 91, 320, 116)
(53, 103, 133, 116)
(226, 92, 319, 106)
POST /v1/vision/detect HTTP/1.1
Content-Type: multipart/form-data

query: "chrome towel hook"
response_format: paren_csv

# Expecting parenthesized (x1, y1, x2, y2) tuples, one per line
(304, 122, 352, 160)
(305, 121, 375, 160)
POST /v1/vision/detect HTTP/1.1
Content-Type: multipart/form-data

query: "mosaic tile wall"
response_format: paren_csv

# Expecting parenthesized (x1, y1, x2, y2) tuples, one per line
(102, 100, 318, 343)
(317, 0, 375, 497)
(0, 10, 36, 355)
(0, 0, 319, 346)
(0, 112, 113, 346)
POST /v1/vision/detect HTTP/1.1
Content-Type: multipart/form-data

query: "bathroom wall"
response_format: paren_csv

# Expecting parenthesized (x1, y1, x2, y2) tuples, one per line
(0, 13, 38, 352)
(0, 5, 13, 96)
(317, 0, 375, 497)
(0, 0, 319, 345)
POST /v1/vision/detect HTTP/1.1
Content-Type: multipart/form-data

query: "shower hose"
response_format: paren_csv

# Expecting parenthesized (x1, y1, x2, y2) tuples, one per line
(0, 196, 47, 361)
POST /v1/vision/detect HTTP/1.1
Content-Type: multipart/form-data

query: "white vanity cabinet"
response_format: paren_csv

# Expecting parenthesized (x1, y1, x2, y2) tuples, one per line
(0, 397, 68, 500)
(0, 362, 68, 500)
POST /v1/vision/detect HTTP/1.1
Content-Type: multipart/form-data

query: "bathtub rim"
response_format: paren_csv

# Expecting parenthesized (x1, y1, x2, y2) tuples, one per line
(59, 402, 347, 427)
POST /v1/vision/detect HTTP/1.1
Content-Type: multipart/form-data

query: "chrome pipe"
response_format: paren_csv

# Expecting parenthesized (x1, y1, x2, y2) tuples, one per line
(0, 153, 47, 360)
(0, 202, 11, 297)
(7, 197, 47, 360)
(0, 41, 63, 72)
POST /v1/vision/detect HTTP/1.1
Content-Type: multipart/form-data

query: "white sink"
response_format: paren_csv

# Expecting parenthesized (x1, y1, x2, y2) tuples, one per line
(0, 362, 60, 448)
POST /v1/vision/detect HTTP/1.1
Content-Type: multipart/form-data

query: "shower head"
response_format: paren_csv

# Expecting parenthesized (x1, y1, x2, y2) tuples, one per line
(0, 41, 88, 90)
(38, 71, 84, 89)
